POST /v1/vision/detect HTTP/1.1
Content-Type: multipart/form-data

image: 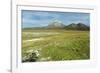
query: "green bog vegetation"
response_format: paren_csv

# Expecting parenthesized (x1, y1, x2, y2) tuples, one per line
(22, 29, 90, 62)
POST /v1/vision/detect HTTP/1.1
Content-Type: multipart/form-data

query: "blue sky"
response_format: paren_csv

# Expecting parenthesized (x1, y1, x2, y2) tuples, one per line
(22, 10, 90, 28)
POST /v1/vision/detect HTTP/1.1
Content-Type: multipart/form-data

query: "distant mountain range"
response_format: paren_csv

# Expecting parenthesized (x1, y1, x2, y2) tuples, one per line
(23, 20, 90, 30)
(46, 20, 89, 30)
(64, 23, 89, 30)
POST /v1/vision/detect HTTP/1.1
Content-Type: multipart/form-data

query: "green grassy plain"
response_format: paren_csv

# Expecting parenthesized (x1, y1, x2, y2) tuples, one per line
(22, 29, 90, 62)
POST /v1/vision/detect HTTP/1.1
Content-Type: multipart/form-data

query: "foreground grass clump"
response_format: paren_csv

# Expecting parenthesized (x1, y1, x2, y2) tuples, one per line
(22, 29, 90, 62)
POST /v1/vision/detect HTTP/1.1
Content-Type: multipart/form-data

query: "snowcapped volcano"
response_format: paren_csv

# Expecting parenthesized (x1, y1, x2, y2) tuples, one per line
(47, 19, 65, 28)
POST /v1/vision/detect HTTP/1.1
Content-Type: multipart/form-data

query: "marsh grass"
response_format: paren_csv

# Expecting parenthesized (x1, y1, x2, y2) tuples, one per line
(22, 29, 90, 62)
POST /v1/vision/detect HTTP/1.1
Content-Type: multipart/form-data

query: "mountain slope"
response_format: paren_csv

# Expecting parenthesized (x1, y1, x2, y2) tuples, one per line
(47, 20, 65, 29)
(64, 23, 89, 30)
